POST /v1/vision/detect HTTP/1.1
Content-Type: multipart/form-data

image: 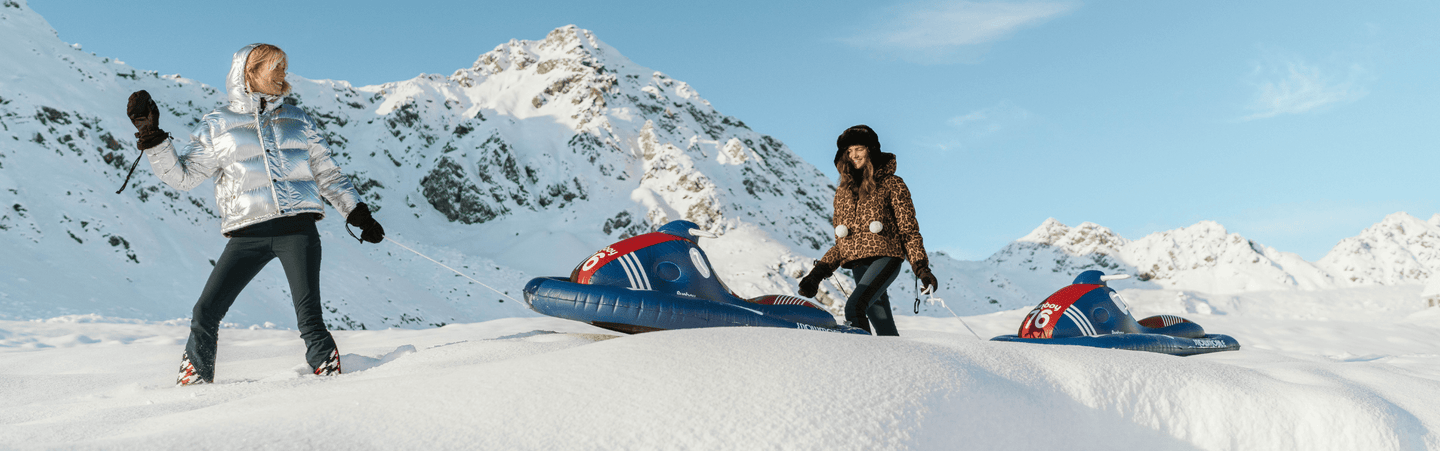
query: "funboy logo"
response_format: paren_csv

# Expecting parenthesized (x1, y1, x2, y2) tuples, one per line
(1029, 303, 1064, 328)
(1020, 302, 1067, 338)
(581, 246, 618, 271)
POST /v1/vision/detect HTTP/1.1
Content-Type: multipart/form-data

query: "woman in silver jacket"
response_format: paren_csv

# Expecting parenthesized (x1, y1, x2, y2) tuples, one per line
(126, 43, 385, 386)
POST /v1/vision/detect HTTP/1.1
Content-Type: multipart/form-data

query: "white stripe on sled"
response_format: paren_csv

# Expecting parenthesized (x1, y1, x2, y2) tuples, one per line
(1063, 307, 1097, 336)
(1075, 308, 1098, 336)
(616, 254, 641, 289)
(627, 253, 652, 290)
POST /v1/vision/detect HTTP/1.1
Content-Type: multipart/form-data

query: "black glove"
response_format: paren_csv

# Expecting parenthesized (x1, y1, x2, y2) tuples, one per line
(126, 90, 167, 149)
(798, 274, 821, 298)
(914, 259, 938, 294)
(797, 262, 836, 298)
(346, 203, 385, 244)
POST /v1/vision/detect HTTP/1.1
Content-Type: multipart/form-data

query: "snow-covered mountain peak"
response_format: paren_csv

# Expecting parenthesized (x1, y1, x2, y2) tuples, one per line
(1123, 220, 1335, 292)
(1016, 218, 1128, 251)
(0, 9, 854, 325)
(465, 25, 606, 76)
(986, 218, 1338, 293)
(1128, 220, 1233, 250)
(10, 0, 1440, 330)
(986, 219, 1131, 283)
(1016, 218, 1067, 243)
(1318, 212, 1440, 285)
(1378, 211, 1434, 234)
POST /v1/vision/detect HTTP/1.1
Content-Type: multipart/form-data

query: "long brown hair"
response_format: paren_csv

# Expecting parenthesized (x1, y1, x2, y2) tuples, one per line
(836, 150, 876, 202)
(245, 44, 291, 96)
(835, 125, 882, 202)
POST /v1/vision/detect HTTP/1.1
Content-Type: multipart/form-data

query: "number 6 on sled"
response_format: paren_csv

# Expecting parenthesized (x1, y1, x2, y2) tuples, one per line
(1032, 308, 1053, 329)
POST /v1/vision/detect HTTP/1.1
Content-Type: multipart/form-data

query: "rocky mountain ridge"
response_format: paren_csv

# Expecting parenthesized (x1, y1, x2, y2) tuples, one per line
(0, 1, 863, 327)
(1, 0, 1435, 329)
(990, 212, 1440, 295)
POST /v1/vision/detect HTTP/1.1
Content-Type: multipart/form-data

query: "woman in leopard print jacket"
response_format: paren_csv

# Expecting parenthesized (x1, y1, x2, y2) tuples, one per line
(798, 125, 936, 336)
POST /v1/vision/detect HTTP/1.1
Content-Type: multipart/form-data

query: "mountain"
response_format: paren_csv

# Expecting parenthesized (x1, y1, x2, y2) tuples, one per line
(1317, 212, 1440, 285)
(986, 219, 1132, 276)
(3, 0, 1437, 330)
(0, 1, 851, 327)
(982, 213, 1440, 296)
(984, 219, 1338, 294)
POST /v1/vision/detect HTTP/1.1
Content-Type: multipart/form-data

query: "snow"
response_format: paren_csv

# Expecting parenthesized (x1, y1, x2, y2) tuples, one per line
(5, 1, 1440, 448)
(0, 0, 847, 328)
(4, 286, 1439, 450)
(1319, 212, 1440, 286)
(5, 0, 1440, 327)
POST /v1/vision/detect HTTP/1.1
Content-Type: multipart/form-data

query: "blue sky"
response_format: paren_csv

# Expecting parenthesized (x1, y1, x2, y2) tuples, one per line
(33, 0, 1440, 260)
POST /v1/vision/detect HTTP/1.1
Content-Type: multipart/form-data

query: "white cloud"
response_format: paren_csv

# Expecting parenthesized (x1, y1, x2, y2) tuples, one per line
(843, 1, 1077, 63)
(1243, 55, 1368, 120)
(920, 101, 1032, 152)
(948, 101, 1032, 138)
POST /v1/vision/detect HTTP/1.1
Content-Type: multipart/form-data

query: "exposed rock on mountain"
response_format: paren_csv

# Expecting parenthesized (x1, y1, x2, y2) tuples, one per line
(1318, 212, 1440, 285)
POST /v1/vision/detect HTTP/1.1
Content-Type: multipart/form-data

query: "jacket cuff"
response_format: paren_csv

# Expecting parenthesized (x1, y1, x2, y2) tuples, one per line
(806, 261, 837, 281)
(913, 259, 931, 277)
(135, 129, 169, 150)
(345, 202, 371, 226)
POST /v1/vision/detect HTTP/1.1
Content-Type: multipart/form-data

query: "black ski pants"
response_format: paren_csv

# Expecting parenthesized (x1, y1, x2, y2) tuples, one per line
(844, 256, 903, 336)
(184, 215, 335, 381)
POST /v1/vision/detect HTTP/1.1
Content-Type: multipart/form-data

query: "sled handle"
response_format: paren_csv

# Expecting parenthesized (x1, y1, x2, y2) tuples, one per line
(689, 228, 718, 239)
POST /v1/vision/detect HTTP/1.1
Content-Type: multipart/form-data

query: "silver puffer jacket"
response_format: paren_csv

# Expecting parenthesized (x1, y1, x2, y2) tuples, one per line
(144, 44, 362, 236)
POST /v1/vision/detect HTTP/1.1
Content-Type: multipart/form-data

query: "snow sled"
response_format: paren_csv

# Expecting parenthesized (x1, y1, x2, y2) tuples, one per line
(522, 220, 868, 335)
(990, 270, 1240, 356)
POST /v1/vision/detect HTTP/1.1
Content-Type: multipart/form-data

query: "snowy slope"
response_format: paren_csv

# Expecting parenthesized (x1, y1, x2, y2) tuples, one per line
(0, 1, 848, 327)
(6, 0, 1440, 335)
(286, 24, 843, 304)
(5, 2, 1440, 448)
(3, 286, 1438, 450)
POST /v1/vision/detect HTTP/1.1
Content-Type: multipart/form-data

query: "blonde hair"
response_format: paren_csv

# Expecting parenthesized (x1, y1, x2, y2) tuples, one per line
(245, 44, 291, 96)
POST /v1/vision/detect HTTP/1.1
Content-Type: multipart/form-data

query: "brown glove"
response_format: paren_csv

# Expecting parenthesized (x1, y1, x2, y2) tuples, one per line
(914, 259, 937, 294)
(126, 90, 168, 149)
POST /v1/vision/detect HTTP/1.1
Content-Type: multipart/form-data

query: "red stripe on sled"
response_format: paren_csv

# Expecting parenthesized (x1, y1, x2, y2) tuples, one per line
(571, 233, 688, 285)
(1137, 315, 1190, 328)
(1018, 284, 1102, 339)
(749, 295, 825, 311)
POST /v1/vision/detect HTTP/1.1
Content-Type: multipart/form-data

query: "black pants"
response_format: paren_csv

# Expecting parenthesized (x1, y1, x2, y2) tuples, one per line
(845, 256, 903, 336)
(184, 215, 335, 381)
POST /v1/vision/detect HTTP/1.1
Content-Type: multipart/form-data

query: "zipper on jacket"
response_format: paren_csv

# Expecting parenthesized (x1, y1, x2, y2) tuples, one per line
(255, 97, 285, 215)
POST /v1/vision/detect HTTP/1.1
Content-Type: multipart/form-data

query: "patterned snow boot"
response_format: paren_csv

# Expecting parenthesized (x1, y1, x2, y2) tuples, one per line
(314, 348, 342, 376)
(176, 353, 211, 386)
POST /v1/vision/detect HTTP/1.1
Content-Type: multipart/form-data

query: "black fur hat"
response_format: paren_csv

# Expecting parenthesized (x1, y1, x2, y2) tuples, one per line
(834, 125, 881, 165)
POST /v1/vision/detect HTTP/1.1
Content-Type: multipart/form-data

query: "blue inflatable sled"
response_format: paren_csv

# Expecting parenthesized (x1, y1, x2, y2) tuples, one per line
(991, 270, 1240, 356)
(522, 220, 868, 335)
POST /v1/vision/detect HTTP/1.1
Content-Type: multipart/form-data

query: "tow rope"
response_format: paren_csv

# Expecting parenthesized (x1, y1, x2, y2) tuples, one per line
(114, 149, 145, 194)
(347, 222, 521, 304)
(385, 237, 522, 304)
(914, 273, 982, 340)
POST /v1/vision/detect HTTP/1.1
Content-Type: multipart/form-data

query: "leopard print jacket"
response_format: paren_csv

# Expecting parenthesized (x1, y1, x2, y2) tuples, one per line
(814, 152, 929, 277)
